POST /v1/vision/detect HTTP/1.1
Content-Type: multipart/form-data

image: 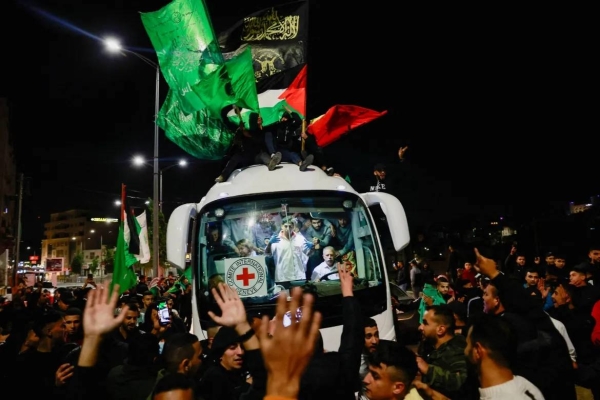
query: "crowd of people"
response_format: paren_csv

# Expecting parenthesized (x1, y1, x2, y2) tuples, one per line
(5, 242, 599, 399)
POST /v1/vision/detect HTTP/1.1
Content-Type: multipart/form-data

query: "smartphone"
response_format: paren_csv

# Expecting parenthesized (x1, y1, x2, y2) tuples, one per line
(157, 301, 171, 326)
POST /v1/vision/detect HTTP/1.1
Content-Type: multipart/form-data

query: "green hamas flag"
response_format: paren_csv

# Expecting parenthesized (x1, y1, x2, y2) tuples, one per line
(167, 266, 193, 294)
(141, 0, 258, 116)
(158, 89, 234, 160)
(190, 46, 259, 117)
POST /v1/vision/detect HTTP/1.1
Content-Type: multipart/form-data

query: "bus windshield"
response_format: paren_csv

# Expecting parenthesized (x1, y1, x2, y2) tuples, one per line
(195, 191, 387, 323)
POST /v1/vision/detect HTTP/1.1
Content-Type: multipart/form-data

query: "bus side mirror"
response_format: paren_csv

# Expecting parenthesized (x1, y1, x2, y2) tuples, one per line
(167, 203, 197, 270)
(362, 192, 410, 251)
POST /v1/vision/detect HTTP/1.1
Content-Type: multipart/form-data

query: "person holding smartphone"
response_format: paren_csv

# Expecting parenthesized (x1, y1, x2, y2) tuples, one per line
(82, 274, 97, 289)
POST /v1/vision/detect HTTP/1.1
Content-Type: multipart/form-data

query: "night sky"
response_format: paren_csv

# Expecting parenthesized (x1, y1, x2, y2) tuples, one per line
(0, 0, 595, 247)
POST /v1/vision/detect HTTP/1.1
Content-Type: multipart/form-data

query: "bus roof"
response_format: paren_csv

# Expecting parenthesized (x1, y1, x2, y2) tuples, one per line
(201, 163, 358, 206)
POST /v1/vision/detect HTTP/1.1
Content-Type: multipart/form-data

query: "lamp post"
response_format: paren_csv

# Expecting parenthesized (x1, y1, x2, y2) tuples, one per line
(159, 160, 187, 212)
(105, 37, 161, 278)
(133, 156, 187, 212)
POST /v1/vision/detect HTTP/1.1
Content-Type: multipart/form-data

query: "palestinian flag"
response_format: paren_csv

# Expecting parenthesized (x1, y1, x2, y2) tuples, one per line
(111, 185, 142, 295)
(227, 63, 306, 127)
(148, 276, 162, 297)
(219, 1, 308, 127)
(307, 105, 388, 147)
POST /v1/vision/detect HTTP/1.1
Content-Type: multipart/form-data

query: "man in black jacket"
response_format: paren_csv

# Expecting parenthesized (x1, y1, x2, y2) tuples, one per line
(215, 111, 281, 183)
(264, 112, 314, 171)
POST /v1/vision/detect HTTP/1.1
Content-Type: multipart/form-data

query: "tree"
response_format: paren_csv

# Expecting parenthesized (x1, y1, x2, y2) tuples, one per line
(104, 248, 115, 274)
(71, 252, 84, 275)
(147, 199, 168, 272)
(89, 256, 99, 275)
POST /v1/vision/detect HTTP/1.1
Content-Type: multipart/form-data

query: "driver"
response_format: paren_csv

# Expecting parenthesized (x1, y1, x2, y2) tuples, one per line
(311, 246, 338, 281)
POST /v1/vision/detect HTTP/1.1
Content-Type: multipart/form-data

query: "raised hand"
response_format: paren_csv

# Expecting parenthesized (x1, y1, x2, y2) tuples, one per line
(83, 285, 128, 338)
(398, 146, 409, 160)
(338, 262, 354, 297)
(208, 283, 247, 329)
(474, 248, 500, 280)
(258, 287, 321, 399)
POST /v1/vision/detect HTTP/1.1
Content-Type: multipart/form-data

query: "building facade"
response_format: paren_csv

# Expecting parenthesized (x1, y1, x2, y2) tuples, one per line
(42, 209, 118, 274)
(0, 98, 16, 259)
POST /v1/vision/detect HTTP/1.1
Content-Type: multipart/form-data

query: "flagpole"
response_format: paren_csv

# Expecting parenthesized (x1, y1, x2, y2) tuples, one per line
(153, 64, 160, 279)
(121, 184, 126, 225)
(103, 39, 161, 280)
(100, 235, 103, 284)
(302, 0, 310, 150)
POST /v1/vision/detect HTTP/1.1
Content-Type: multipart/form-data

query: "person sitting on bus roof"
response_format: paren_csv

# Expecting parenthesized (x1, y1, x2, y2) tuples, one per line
(263, 110, 314, 171)
(215, 111, 281, 183)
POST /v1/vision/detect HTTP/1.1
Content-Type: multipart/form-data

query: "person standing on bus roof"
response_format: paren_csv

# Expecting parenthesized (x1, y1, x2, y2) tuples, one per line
(369, 146, 408, 193)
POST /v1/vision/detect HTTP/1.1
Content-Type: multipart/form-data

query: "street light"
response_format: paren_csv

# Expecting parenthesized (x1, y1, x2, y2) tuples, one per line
(132, 156, 187, 212)
(105, 37, 161, 278)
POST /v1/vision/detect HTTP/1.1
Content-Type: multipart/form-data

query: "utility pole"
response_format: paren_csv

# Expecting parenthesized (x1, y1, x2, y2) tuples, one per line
(13, 173, 24, 289)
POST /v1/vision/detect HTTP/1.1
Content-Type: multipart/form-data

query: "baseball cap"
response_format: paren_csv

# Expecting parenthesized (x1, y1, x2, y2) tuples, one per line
(573, 263, 590, 274)
(373, 163, 386, 172)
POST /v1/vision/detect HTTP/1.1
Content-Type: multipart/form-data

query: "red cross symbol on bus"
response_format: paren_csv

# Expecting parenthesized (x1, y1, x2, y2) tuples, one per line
(236, 267, 256, 286)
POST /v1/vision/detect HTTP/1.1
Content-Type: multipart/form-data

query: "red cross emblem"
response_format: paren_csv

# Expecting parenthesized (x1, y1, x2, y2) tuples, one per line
(236, 267, 256, 287)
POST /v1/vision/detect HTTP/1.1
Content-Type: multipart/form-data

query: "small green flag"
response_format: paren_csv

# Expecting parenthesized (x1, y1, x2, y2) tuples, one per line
(167, 266, 193, 294)
(418, 283, 446, 324)
(111, 184, 139, 295)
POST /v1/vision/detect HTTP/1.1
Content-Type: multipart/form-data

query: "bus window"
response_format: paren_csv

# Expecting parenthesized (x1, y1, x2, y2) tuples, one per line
(194, 192, 388, 330)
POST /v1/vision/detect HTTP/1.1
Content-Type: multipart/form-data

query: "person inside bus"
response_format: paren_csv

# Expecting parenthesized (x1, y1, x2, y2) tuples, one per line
(235, 238, 262, 257)
(303, 217, 333, 281)
(330, 214, 355, 258)
(311, 246, 338, 281)
(250, 213, 280, 252)
(265, 218, 313, 282)
(207, 226, 237, 256)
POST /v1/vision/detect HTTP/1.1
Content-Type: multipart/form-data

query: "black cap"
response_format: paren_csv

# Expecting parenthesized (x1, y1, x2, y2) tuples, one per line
(573, 263, 590, 274)
(374, 163, 386, 172)
(60, 291, 75, 304)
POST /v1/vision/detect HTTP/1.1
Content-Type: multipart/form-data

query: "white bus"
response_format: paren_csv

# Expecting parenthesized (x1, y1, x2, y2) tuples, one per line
(166, 163, 410, 351)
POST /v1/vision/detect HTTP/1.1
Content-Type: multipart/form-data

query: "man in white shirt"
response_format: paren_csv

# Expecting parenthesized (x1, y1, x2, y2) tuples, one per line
(311, 246, 337, 281)
(465, 314, 544, 399)
(266, 219, 313, 282)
